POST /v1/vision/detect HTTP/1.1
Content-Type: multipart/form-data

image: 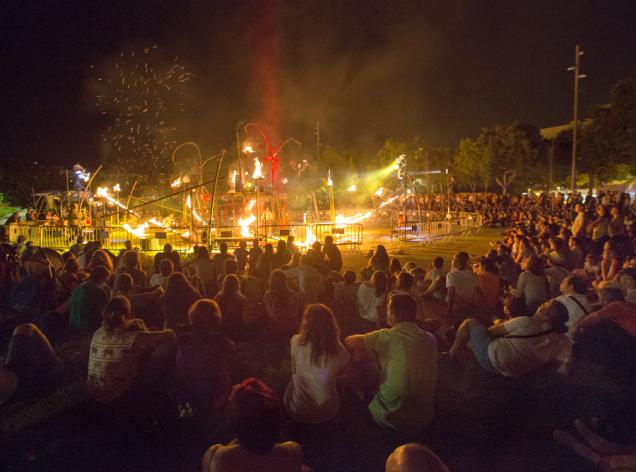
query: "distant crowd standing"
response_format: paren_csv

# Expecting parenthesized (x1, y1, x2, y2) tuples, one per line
(0, 189, 635, 471)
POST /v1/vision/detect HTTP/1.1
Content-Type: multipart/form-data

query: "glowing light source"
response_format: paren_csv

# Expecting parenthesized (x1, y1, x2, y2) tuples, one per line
(243, 143, 254, 154)
(347, 184, 357, 192)
(327, 169, 333, 187)
(374, 187, 385, 197)
(113, 183, 121, 192)
(335, 211, 373, 224)
(252, 158, 264, 179)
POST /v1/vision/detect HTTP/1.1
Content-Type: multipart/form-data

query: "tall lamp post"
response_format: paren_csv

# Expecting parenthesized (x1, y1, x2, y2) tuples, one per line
(568, 45, 586, 192)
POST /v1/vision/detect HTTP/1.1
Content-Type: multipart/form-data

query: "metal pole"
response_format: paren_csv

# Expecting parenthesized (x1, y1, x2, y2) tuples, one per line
(570, 44, 582, 192)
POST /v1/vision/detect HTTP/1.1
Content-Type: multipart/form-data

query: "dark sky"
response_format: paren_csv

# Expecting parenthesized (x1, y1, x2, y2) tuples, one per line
(1, 0, 635, 168)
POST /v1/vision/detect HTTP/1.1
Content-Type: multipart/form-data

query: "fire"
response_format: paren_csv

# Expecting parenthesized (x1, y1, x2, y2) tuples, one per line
(304, 225, 316, 248)
(243, 143, 254, 154)
(379, 195, 399, 208)
(335, 211, 373, 224)
(122, 222, 148, 238)
(347, 184, 357, 192)
(238, 214, 256, 238)
(186, 194, 192, 208)
(374, 187, 385, 198)
(171, 177, 182, 189)
(252, 158, 264, 179)
(238, 199, 257, 237)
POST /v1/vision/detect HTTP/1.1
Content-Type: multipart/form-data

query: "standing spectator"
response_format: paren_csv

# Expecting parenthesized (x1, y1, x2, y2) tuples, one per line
(215, 275, 247, 340)
(445, 252, 479, 320)
(69, 265, 111, 334)
(202, 378, 308, 472)
(234, 240, 248, 274)
(153, 243, 182, 273)
(345, 294, 438, 434)
(264, 270, 302, 339)
(163, 272, 201, 331)
(176, 299, 235, 419)
(322, 235, 343, 272)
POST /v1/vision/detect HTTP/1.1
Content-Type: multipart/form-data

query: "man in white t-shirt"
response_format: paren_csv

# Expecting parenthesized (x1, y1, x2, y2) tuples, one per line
(449, 299, 572, 378)
(445, 252, 479, 319)
(555, 276, 592, 339)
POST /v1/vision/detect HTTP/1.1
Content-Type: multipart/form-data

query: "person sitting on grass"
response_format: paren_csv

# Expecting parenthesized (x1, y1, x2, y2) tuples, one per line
(176, 299, 235, 420)
(69, 265, 111, 334)
(0, 323, 62, 406)
(284, 304, 350, 424)
(215, 274, 247, 341)
(264, 270, 302, 340)
(385, 443, 450, 472)
(116, 250, 148, 288)
(202, 377, 311, 472)
(162, 272, 201, 332)
(149, 258, 173, 290)
(333, 270, 359, 315)
(445, 251, 480, 321)
(448, 299, 571, 378)
(357, 270, 389, 330)
(345, 293, 438, 434)
(87, 296, 176, 405)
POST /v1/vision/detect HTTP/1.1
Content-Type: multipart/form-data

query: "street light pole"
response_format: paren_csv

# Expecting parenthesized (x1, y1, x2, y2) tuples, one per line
(568, 45, 585, 192)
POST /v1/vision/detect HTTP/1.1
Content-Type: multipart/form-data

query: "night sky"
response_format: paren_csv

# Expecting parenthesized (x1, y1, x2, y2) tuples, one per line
(1, 0, 635, 168)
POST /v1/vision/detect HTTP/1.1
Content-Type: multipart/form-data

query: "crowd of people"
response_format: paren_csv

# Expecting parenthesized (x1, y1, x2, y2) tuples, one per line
(1, 189, 635, 470)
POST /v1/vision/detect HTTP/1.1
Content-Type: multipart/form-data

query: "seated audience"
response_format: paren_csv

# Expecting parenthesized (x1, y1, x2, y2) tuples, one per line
(69, 265, 111, 334)
(202, 378, 309, 472)
(385, 443, 450, 472)
(345, 293, 438, 434)
(284, 304, 350, 423)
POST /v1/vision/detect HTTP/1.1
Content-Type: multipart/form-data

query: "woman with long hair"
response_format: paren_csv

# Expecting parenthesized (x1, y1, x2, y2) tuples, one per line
(513, 255, 552, 316)
(162, 272, 201, 331)
(601, 239, 623, 282)
(284, 304, 350, 423)
(264, 269, 301, 339)
(215, 274, 247, 340)
(370, 245, 390, 274)
(357, 270, 389, 328)
(87, 249, 114, 273)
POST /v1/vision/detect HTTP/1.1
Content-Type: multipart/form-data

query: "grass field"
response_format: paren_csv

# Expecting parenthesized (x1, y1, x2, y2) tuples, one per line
(0, 227, 610, 471)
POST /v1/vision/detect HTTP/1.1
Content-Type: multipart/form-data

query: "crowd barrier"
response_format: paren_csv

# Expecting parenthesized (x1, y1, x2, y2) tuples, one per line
(391, 212, 483, 242)
(6, 221, 364, 252)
